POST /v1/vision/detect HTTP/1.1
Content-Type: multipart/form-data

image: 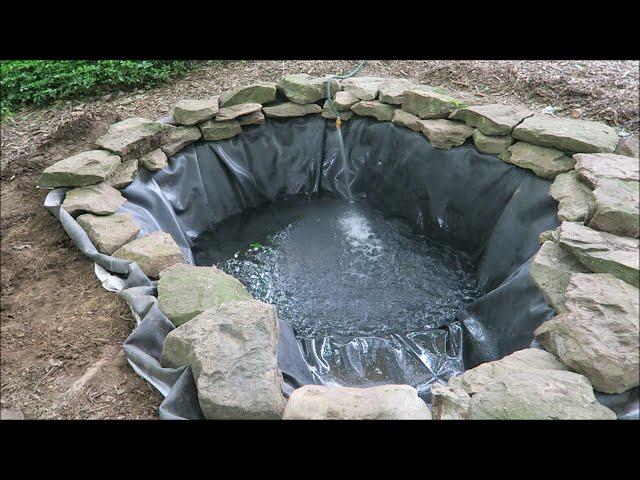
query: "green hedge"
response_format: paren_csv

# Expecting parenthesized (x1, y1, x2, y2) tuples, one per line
(0, 60, 196, 118)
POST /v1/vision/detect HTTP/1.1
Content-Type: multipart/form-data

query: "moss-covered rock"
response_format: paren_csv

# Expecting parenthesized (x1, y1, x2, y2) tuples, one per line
(500, 141, 575, 179)
(470, 369, 616, 420)
(219, 82, 277, 108)
(157, 263, 251, 326)
(277, 74, 339, 104)
(402, 86, 467, 119)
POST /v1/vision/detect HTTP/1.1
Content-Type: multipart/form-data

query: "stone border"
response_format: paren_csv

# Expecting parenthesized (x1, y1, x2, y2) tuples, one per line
(38, 73, 639, 420)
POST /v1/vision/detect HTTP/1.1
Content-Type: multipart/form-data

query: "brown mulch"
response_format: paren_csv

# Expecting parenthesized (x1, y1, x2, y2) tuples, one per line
(1, 60, 638, 420)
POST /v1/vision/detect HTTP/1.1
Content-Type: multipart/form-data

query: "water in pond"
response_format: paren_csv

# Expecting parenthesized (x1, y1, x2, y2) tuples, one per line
(192, 193, 480, 394)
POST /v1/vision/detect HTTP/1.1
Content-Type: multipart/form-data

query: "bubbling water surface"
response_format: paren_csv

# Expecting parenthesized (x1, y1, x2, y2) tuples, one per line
(192, 194, 480, 339)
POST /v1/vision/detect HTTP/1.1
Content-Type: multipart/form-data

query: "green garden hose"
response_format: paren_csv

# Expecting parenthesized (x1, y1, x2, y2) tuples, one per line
(325, 60, 366, 127)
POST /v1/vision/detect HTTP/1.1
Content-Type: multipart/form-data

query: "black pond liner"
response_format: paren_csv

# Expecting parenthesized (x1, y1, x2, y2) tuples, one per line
(44, 116, 639, 419)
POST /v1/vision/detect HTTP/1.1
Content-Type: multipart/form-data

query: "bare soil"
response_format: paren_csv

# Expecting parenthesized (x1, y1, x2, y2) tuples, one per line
(1, 60, 638, 419)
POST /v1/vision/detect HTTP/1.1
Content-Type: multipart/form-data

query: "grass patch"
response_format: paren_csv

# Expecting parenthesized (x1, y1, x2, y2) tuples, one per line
(0, 60, 198, 118)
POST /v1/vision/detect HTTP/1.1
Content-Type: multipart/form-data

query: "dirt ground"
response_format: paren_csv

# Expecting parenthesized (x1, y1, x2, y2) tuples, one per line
(1, 60, 638, 420)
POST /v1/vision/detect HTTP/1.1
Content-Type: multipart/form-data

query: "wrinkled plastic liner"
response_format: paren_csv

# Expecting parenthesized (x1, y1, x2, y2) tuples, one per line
(44, 116, 639, 419)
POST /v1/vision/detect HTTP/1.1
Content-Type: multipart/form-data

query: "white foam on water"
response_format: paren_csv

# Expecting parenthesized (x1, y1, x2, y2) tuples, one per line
(337, 209, 383, 259)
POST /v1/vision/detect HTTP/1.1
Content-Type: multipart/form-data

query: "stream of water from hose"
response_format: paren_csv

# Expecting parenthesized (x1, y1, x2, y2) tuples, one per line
(336, 127, 353, 201)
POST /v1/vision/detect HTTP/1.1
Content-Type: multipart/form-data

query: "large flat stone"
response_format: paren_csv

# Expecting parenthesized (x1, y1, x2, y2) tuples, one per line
(437, 348, 614, 420)
(512, 115, 619, 153)
(277, 74, 339, 104)
(39, 150, 121, 188)
(262, 102, 322, 118)
(106, 158, 138, 189)
(587, 178, 639, 238)
(112, 231, 185, 279)
(283, 385, 431, 420)
(535, 273, 639, 393)
(391, 109, 422, 132)
(215, 102, 262, 122)
(531, 241, 589, 313)
(351, 100, 396, 121)
(61, 183, 126, 217)
(333, 90, 360, 110)
(418, 119, 473, 149)
(157, 263, 251, 327)
(340, 76, 386, 100)
(402, 86, 467, 119)
(574, 152, 640, 188)
(95, 118, 171, 160)
(549, 170, 594, 222)
(558, 221, 639, 287)
(219, 82, 277, 107)
(173, 97, 219, 126)
(160, 126, 201, 157)
(378, 78, 416, 105)
(450, 104, 532, 136)
(199, 119, 242, 141)
(76, 212, 140, 255)
(161, 300, 285, 419)
(615, 136, 639, 157)
(500, 141, 575, 179)
(471, 129, 513, 154)
(237, 110, 265, 126)
(322, 101, 353, 121)
(470, 369, 616, 420)
(448, 348, 568, 396)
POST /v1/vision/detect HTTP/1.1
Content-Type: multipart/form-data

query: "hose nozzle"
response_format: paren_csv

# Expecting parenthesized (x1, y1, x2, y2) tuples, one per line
(335, 117, 342, 129)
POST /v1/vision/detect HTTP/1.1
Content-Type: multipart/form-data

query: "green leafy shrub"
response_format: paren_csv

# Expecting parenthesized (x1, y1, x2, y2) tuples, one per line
(0, 60, 196, 118)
